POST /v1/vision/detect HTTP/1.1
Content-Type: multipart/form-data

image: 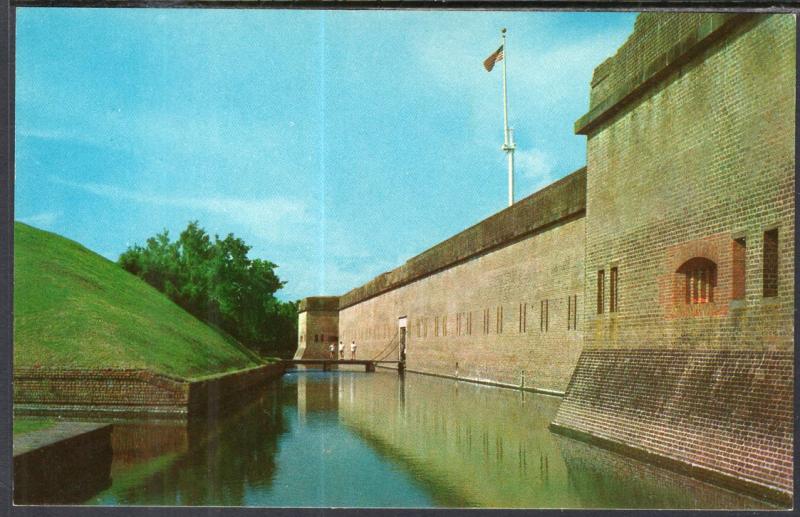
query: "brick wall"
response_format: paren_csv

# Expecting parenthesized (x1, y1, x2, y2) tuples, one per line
(295, 296, 340, 359)
(552, 350, 793, 503)
(582, 14, 794, 352)
(556, 12, 795, 504)
(339, 168, 586, 309)
(14, 368, 188, 407)
(295, 12, 794, 502)
(14, 363, 284, 416)
(338, 170, 586, 393)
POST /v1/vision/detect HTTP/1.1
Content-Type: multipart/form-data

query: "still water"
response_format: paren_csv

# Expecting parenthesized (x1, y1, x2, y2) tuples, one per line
(87, 370, 772, 508)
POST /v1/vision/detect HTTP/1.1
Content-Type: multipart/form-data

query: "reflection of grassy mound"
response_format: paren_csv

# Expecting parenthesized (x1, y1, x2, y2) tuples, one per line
(14, 222, 261, 380)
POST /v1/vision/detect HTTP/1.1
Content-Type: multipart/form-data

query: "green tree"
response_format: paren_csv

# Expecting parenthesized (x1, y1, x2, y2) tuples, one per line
(119, 221, 298, 358)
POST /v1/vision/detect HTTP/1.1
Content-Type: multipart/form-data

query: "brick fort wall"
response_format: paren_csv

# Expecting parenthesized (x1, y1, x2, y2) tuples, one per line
(338, 169, 586, 393)
(295, 296, 340, 359)
(553, 13, 795, 504)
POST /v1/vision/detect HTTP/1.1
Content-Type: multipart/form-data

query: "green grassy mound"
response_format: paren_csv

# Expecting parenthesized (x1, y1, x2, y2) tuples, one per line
(14, 222, 262, 380)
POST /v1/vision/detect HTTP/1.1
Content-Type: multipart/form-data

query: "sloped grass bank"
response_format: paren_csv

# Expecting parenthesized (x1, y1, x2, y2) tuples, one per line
(14, 222, 261, 380)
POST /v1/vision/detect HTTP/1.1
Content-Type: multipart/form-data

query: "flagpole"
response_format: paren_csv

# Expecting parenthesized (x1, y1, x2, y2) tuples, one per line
(500, 28, 515, 207)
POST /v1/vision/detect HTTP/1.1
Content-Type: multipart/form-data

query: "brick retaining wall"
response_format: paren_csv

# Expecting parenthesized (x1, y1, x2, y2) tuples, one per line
(551, 349, 793, 504)
(14, 368, 188, 407)
(13, 363, 285, 417)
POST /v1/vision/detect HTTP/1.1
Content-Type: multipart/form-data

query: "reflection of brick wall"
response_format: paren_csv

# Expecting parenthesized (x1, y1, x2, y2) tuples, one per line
(552, 349, 793, 503)
(110, 424, 189, 467)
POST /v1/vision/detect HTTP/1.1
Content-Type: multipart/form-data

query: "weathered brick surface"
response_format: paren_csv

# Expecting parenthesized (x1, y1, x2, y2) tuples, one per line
(559, 12, 795, 503)
(552, 350, 793, 497)
(14, 368, 188, 407)
(583, 14, 794, 352)
(339, 209, 585, 393)
(187, 363, 284, 412)
(296, 298, 340, 359)
(13, 364, 284, 415)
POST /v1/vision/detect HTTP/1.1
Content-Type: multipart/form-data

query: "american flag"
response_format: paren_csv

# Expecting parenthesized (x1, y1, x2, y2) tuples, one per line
(483, 45, 504, 72)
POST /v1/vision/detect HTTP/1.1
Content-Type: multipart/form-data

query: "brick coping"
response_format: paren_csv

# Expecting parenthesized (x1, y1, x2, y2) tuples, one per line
(13, 363, 277, 383)
(14, 404, 188, 419)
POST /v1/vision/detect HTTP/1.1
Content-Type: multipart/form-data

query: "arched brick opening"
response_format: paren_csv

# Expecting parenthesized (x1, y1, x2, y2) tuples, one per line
(677, 257, 717, 305)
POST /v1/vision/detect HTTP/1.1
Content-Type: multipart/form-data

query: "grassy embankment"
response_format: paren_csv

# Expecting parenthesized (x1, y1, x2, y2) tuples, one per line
(14, 222, 263, 381)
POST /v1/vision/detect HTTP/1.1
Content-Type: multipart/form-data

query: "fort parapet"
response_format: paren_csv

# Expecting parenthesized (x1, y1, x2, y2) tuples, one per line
(339, 168, 586, 310)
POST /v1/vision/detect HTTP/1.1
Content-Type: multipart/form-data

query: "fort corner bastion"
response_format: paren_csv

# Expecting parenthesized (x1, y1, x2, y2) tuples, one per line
(296, 13, 795, 504)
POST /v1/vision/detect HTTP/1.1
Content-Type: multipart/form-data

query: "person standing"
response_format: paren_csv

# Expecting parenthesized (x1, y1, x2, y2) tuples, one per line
(351, 340, 357, 360)
(338, 341, 345, 360)
(329, 342, 335, 359)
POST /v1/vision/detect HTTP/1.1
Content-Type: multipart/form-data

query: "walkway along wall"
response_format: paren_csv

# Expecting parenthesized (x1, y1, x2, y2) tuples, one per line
(551, 13, 794, 505)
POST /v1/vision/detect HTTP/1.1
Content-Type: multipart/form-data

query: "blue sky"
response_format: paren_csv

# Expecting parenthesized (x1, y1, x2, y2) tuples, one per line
(15, 8, 636, 301)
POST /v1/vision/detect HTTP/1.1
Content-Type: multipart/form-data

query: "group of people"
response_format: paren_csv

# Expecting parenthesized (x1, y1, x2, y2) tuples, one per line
(329, 340, 357, 360)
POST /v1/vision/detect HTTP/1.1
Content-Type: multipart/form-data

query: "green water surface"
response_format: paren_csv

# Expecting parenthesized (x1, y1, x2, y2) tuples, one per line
(85, 370, 774, 508)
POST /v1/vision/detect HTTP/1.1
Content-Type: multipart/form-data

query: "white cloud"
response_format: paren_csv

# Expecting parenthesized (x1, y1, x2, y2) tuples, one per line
(517, 148, 555, 179)
(18, 211, 60, 228)
(50, 177, 312, 244)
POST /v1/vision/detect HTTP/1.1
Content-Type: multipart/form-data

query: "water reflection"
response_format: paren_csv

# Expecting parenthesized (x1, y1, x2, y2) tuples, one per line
(90, 382, 287, 506)
(335, 372, 771, 509)
(85, 371, 772, 508)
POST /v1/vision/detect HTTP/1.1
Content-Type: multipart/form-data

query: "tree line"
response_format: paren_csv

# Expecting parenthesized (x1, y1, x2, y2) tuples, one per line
(118, 221, 298, 358)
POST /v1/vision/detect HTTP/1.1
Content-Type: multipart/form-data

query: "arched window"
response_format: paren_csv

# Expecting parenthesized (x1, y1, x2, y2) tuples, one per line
(677, 258, 717, 304)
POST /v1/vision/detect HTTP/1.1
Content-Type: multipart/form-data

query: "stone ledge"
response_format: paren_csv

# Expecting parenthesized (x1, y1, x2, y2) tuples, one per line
(13, 422, 111, 457)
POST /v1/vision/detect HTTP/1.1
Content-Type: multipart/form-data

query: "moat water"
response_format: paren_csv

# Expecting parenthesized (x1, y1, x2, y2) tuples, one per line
(86, 370, 772, 508)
